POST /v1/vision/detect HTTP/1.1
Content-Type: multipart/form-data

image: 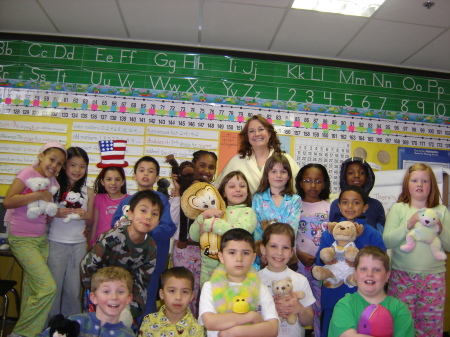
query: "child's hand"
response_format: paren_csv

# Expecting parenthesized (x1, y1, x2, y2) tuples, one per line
(297, 250, 315, 267)
(56, 208, 70, 218)
(274, 292, 302, 316)
(39, 190, 53, 202)
(202, 209, 223, 220)
(244, 311, 264, 324)
(407, 212, 419, 230)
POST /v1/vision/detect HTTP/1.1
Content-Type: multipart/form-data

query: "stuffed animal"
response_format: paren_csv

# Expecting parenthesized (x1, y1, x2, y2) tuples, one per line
(25, 177, 59, 219)
(357, 304, 393, 337)
(165, 155, 196, 193)
(114, 204, 130, 228)
(400, 208, 446, 261)
(271, 277, 305, 325)
(48, 313, 80, 337)
(232, 296, 250, 314)
(60, 191, 85, 223)
(119, 304, 134, 330)
(312, 221, 364, 288)
(156, 178, 171, 198)
(181, 182, 227, 260)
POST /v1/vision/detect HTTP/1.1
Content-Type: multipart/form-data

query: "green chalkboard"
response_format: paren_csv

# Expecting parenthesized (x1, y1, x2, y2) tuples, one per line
(0, 38, 449, 122)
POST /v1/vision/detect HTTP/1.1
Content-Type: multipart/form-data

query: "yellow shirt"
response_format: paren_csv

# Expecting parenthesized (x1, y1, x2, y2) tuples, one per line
(139, 305, 205, 337)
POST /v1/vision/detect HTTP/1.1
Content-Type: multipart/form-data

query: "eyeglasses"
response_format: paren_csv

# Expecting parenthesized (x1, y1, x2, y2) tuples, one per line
(302, 179, 324, 185)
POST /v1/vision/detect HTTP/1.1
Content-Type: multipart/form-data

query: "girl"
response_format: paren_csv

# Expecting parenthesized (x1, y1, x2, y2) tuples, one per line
(89, 166, 129, 247)
(295, 163, 331, 337)
(258, 223, 315, 337)
(383, 163, 450, 336)
(252, 153, 302, 269)
(189, 170, 257, 286)
(47, 147, 94, 319)
(4, 142, 67, 337)
(171, 151, 217, 317)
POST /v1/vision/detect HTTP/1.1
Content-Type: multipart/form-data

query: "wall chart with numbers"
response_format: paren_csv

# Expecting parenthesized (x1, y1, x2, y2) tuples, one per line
(0, 37, 449, 196)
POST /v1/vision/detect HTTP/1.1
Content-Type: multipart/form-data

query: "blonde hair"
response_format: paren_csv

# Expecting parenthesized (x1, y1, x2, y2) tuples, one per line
(91, 266, 133, 293)
(397, 163, 440, 208)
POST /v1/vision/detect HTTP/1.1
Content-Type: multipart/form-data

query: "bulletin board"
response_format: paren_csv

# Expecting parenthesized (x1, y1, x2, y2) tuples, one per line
(0, 36, 450, 197)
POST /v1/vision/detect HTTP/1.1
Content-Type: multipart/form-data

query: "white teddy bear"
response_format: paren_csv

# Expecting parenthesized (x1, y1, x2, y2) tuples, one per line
(26, 177, 59, 219)
(60, 191, 86, 223)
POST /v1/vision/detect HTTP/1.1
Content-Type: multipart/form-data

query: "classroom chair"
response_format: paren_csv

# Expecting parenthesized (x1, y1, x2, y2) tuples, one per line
(0, 280, 20, 337)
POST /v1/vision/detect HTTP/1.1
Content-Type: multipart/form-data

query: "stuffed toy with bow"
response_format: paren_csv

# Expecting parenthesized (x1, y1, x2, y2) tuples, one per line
(25, 177, 59, 219)
(60, 191, 85, 223)
(400, 208, 446, 261)
(181, 182, 226, 260)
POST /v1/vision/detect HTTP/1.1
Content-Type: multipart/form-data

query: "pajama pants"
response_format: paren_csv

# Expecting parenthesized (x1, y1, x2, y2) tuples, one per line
(47, 240, 86, 319)
(9, 235, 56, 337)
(388, 269, 445, 337)
(172, 242, 202, 318)
(298, 262, 322, 337)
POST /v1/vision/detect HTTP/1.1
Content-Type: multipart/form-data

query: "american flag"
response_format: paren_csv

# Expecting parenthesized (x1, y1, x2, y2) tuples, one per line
(98, 140, 127, 166)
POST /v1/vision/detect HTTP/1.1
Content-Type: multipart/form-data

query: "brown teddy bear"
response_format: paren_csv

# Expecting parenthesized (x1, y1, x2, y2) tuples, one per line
(271, 277, 305, 325)
(312, 221, 364, 288)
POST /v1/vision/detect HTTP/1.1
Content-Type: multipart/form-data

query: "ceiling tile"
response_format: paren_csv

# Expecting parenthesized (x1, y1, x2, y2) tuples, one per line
(374, 0, 450, 28)
(119, 0, 200, 44)
(339, 20, 445, 65)
(39, 0, 127, 38)
(218, 0, 291, 7)
(201, 1, 285, 50)
(0, 0, 57, 33)
(271, 9, 367, 58)
(403, 30, 450, 72)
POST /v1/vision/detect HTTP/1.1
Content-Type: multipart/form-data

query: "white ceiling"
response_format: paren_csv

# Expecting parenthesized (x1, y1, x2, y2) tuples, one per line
(1, 0, 449, 75)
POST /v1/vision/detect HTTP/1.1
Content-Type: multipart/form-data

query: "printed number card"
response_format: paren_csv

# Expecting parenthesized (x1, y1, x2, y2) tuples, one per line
(295, 138, 350, 194)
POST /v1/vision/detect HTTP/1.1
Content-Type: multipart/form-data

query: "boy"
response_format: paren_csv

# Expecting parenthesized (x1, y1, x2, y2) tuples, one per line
(329, 157, 385, 232)
(40, 266, 135, 337)
(139, 267, 204, 337)
(111, 156, 176, 317)
(199, 228, 279, 337)
(316, 186, 386, 337)
(81, 190, 161, 319)
(329, 246, 414, 336)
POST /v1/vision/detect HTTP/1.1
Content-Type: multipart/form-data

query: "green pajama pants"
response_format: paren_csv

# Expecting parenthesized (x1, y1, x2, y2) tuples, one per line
(9, 235, 56, 337)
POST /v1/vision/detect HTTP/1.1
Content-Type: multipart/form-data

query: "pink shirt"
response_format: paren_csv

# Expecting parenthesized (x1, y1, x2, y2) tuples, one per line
(9, 166, 60, 237)
(93, 193, 129, 239)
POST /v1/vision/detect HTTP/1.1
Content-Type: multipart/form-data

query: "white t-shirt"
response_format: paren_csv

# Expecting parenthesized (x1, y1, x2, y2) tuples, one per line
(258, 267, 316, 337)
(199, 280, 278, 337)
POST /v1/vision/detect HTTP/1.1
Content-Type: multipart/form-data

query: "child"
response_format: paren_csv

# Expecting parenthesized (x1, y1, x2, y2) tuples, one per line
(47, 147, 94, 319)
(89, 166, 129, 247)
(40, 266, 135, 337)
(329, 246, 414, 337)
(4, 141, 67, 337)
(316, 185, 385, 337)
(329, 157, 385, 232)
(295, 163, 331, 337)
(139, 267, 205, 337)
(383, 163, 450, 336)
(190, 170, 257, 286)
(111, 156, 176, 318)
(253, 153, 301, 269)
(198, 228, 279, 337)
(259, 223, 315, 337)
(171, 151, 217, 316)
(81, 190, 161, 320)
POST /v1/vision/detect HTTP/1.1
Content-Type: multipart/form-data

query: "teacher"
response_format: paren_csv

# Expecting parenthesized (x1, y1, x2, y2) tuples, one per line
(216, 115, 300, 195)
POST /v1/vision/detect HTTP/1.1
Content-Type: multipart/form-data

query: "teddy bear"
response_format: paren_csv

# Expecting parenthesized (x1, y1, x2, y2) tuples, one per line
(400, 208, 446, 261)
(312, 221, 364, 288)
(60, 191, 85, 223)
(25, 177, 59, 219)
(181, 182, 227, 260)
(271, 277, 305, 325)
(48, 313, 80, 337)
(114, 204, 130, 228)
